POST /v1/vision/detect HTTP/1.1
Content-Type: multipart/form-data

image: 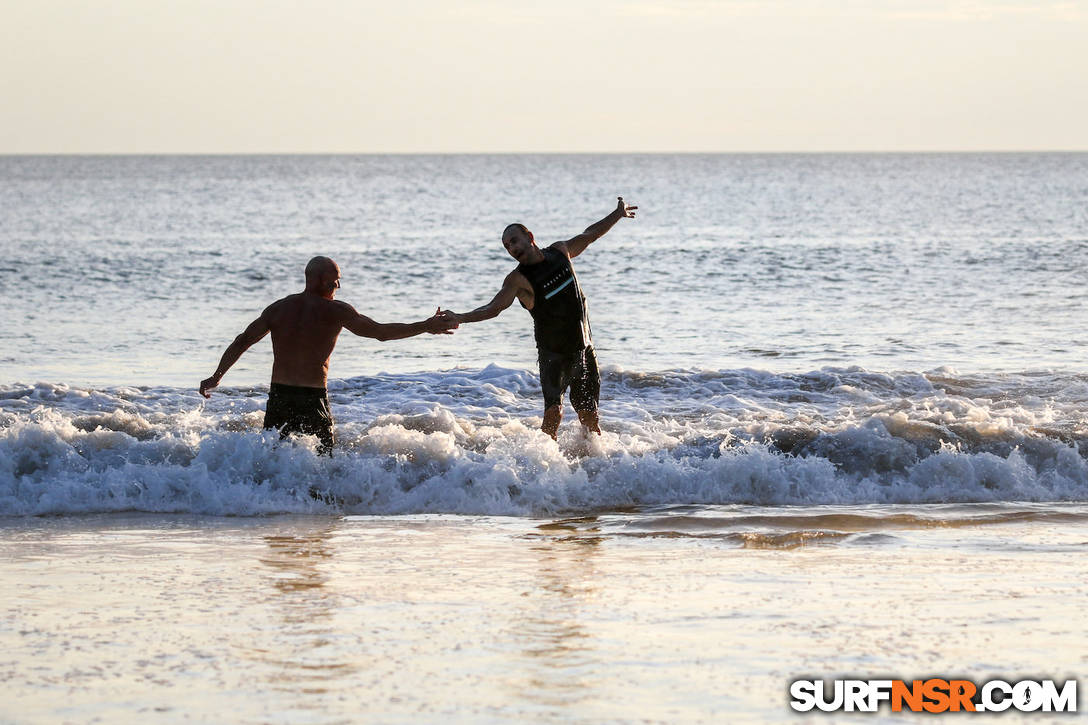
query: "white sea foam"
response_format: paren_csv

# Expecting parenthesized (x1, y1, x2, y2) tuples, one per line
(2, 366, 1087, 516)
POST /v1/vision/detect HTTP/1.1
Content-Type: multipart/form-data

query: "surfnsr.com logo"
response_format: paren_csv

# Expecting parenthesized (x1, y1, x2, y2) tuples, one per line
(789, 679, 1077, 713)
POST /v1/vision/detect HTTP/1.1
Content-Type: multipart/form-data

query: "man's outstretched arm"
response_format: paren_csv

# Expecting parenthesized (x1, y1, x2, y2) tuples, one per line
(450, 272, 523, 324)
(199, 316, 270, 398)
(343, 306, 458, 341)
(557, 196, 637, 259)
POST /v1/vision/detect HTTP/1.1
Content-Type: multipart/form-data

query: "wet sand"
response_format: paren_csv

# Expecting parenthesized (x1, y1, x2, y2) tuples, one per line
(2, 509, 1087, 723)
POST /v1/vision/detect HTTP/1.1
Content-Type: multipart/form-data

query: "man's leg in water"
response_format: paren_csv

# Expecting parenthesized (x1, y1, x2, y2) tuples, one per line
(542, 404, 563, 439)
(264, 384, 335, 455)
(576, 409, 601, 435)
(570, 347, 602, 436)
(539, 350, 574, 440)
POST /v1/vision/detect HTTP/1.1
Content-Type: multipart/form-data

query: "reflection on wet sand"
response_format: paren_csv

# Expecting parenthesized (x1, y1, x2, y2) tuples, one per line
(261, 529, 334, 594)
(507, 516, 603, 708)
(248, 520, 360, 724)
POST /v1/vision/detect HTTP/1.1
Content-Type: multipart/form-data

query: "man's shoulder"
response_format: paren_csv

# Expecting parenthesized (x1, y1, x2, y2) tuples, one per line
(505, 267, 531, 288)
(263, 293, 300, 315)
(316, 298, 362, 326)
(328, 298, 357, 315)
(545, 241, 571, 258)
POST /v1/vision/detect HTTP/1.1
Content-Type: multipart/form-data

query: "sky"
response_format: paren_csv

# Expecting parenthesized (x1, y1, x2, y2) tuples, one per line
(2, 0, 1086, 153)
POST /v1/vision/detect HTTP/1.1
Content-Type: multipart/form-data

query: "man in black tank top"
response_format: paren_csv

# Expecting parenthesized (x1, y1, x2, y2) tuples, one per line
(449, 197, 637, 439)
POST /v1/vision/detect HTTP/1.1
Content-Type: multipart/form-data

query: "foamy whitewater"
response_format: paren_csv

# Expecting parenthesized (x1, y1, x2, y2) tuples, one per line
(4, 365, 1088, 517)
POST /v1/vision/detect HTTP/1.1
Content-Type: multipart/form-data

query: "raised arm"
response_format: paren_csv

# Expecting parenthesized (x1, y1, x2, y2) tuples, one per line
(199, 315, 270, 398)
(342, 305, 457, 341)
(450, 271, 527, 323)
(556, 196, 638, 259)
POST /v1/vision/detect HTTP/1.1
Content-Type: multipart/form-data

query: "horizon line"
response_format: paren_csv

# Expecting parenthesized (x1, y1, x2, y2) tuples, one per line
(3, 149, 1088, 157)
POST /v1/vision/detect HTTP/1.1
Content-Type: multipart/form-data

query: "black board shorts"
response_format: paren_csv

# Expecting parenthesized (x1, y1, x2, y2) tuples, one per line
(264, 383, 334, 454)
(538, 346, 600, 412)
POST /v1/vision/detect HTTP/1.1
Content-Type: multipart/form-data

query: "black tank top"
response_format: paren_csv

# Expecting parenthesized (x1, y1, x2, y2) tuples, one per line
(518, 246, 592, 354)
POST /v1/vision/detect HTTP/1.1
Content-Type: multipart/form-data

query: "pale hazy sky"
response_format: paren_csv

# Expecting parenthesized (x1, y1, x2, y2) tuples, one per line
(2, 0, 1086, 153)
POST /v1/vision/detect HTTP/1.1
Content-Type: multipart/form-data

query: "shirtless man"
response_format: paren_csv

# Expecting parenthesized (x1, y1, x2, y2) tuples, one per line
(449, 197, 636, 439)
(199, 256, 457, 453)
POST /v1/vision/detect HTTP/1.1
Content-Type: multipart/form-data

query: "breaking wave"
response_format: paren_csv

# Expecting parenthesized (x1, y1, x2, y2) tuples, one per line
(3, 365, 1088, 516)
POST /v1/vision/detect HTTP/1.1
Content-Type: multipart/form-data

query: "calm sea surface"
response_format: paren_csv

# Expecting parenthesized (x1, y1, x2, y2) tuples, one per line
(2, 153, 1087, 385)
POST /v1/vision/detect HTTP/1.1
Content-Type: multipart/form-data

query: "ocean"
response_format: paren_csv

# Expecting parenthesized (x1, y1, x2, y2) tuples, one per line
(2, 153, 1088, 722)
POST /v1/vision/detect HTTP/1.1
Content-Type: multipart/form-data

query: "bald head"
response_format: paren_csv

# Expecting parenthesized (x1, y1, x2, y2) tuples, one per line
(304, 256, 341, 297)
(305, 256, 338, 281)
